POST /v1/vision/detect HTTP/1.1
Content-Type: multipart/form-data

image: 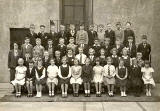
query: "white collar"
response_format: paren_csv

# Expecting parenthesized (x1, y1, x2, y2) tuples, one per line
(93, 44, 100, 46)
(112, 55, 117, 58)
(119, 66, 125, 68)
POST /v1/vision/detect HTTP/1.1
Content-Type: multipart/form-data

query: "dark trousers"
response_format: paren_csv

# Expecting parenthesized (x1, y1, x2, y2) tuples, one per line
(10, 68, 16, 82)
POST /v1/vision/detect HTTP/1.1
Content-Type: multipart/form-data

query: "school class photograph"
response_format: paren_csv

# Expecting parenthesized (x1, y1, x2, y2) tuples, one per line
(0, 0, 160, 111)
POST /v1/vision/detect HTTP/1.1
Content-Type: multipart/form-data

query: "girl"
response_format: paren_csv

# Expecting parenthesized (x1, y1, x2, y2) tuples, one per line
(26, 60, 35, 97)
(121, 47, 132, 68)
(110, 48, 119, 68)
(58, 56, 71, 98)
(93, 57, 103, 97)
(141, 60, 155, 96)
(42, 51, 50, 68)
(11, 58, 27, 97)
(130, 58, 143, 97)
(99, 48, 107, 66)
(103, 57, 116, 97)
(47, 58, 59, 97)
(136, 52, 144, 67)
(70, 58, 82, 97)
(82, 58, 93, 97)
(66, 48, 75, 66)
(116, 59, 128, 97)
(35, 59, 46, 97)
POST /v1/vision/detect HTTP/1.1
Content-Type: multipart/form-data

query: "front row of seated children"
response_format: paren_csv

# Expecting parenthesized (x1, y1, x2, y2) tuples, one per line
(11, 55, 155, 98)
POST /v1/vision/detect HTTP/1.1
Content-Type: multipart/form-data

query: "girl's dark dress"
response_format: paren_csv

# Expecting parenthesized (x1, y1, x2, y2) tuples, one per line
(111, 56, 119, 68)
(55, 57, 62, 68)
(67, 55, 74, 66)
(59, 65, 70, 84)
(81, 65, 93, 82)
(116, 67, 127, 87)
(35, 67, 46, 85)
(99, 56, 106, 66)
(42, 57, 50, 68)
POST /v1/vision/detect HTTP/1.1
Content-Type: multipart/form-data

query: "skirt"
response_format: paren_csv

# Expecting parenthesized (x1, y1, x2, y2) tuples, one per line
(103, 77, 115, 85)
(70, 77, 83, 84)
(47, 77, 58, 85)
(59, 78, 70, 84)
(116, 78, 127, 87)
(35, 78, 46, 85)
(132, 78, 143, 87)
(82, 77, 92, 83)
(93, 75, 103, 83)
(11, 78, 25, 86)
(142, 77, 155, 87)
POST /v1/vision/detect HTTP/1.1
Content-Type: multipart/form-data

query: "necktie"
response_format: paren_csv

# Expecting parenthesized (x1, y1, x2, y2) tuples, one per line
(108, 66, 110, 76)
(80, 54, 82, 64)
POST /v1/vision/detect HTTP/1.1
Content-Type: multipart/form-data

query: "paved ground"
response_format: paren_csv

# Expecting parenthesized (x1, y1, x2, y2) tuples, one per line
(0, 83, 160, 111)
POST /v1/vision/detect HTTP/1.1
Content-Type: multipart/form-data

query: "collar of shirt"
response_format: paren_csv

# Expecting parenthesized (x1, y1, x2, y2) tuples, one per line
(62, 64, 67, 67)
(112, 55, 117, 58)
(119, 66, 125, 68)
(122, 55, 128, 59)
(93, 44, 100, 47)
(134, 65, 138, 68)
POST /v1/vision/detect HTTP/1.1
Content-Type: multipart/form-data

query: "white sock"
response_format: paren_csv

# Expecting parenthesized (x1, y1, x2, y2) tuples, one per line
(88, 90, 90, 94)
(85, 90, 87, 94)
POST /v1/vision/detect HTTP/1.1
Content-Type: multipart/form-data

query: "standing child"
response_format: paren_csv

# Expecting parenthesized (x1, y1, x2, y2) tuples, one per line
(66, 48, 75, 66)
(70, 59, 82, 97)
(130, 58, 143, 97)
(88, 48, 96, 66)
(126, 36, 136, 58)
(67, 37, 77, 54)
(110, 48, 119, 68)
(35, 59, 46, 98)
(93, 57, 104, 97)
(99, 48, 107, 66)
(54, 50, 62, 67)
(47, 58, 59, 97)
(116, 59, 128, 97)
(56, 38, 67, 57)
(11, 58, 27, 97)
(58, 56, 71, 98)
(141, 60, 155, 96)
(26, 60, 35, 97)
(81, 58, 93, 97)
(45, 39, 54, 58)
(103, 57, 116, 97)
(92, 39, 101, 57)
(42, 51, 50, 68)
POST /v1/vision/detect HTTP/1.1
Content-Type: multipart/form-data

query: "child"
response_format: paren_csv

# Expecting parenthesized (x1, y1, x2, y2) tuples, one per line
(45, 39, 54, 58)
(47, 58, 59, 97)
(103, 57, 116, 97)
(130, 58, 143, 97)
(102, 38, 112, 57)
(54, 50, 62, 67)
(75, 47, 87, 65)
(67, 24, 76, 40)
(56, 38, 67, 57)
(58, 56, 71, 97)
(112, 39, 124, 57)
(81, 58, 93, 97)
(88, 48, 96, 66)
(115, 22, 124, 43)
(66, 48, 75, 66)
(76, 24, 88, 45)
(92, 39, 101, 57)
(11, 58, 27, 97)
(42, 51, 50, 68)
(97, 24, 105, 45)
(137, 35, 151, 61)
(141, 60, 155, 96)
(33, 38, 45, 58)
(116, 59, 128, 97)
(136, 52, 144, 67)
(24, 52, 31, 67)
(105, 23, 115, 46)
(125, 36, 136, 58)
(110, 48, 119, 68)
(67, 37, 77, 54)
(37, 25, 48, 46)
(121, 47, 132, 68)
(35, 59, 46, 97)
(21, 37, 33, 58)
(32, 53, 39, 67)
(93, 57, 104, 97)
(99, 48, 107, 66)
(26, 60, 35, 97)
(70, 58, 82, 97)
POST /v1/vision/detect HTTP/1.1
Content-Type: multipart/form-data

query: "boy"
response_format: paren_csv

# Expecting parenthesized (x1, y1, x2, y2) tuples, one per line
(67, 24, 77, 40)
(75, 47, 87, 65)
(102, 38, 112, 57)
(37, 25, 48, 46)
(111, 39, 124, 57)
(88, 48, 96, 66)
(126, 36, 136, 58)
(92, 38, 101, 57)
(55, 38, 67, 57)
(45, 39, 54, 58)
(57, 25, 68, 44)
(115, 22, 124, 43)
(48, 25, 58, 46)
(67, 37, 77, 54)
(54, 50, 62, 67)
(105, 23, 115, 46)
(137, 35, 151, 61)
(21, 37, 33, 58)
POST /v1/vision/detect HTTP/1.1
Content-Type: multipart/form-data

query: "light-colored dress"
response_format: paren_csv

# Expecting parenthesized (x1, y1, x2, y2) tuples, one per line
(70, 65, 82, 84)
(93, 66, 103, 83)
(47, 65, 59, 85)
(141, 67, 155, 87)
(11, 66, 27, 86)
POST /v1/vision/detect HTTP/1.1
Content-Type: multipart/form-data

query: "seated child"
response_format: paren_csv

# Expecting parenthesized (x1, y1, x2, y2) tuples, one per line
(35, 59, 46, 98)
(58, 56, 71, 98)
(66, 48, 75, 66)
(103, 57, 116, 97)
(70, 58, 82, 97)
(130, 58, 143, 97)
(93, 57, 104, 97)
(11, 58, 27, 97)
(99, 48, 107, 66)
(26, 60, 35, 97)
(75, 47, 87, 65)
(81, 58, 93, 97)
(47, 58, 59, 97)
(116, 59, 128, 97)
(141, 60, 155, 96)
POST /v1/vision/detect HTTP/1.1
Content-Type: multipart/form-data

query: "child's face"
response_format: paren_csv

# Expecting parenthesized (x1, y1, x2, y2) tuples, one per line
(40, 27, 45, 32)
(62, 58, 67, 64)
(94, 40, 99, 45)
(89, 26, 94, 31)
(29, 63, 34, 68)
(37, 61, 42, 66)
(128, 39, 133, 43)
(25, 53, 30, 58)
(116, 24, 121, 29)
(126, 23, 131, 29)
(133, 60, 138, 66)
(60, 26, 65, 31)
(68, 50, 73, 55)
(119, 61, 124, 66)
(89, 51, 94, 55)
(100, 50, 105, 55)
(107, 60, 112, 65)
(55, 52, 60, 57)
(96, 61, 100, 65)
(137, 53, 142, 59)
(30, 26, 35, 32)
(107, 24, 112, 30)
(50, 60, 55, 65)
(115, 40, 121, 45)
(70, 25, 75, 30)
(25, 39, 30, 44)
(36, 40, 41, 45)
(80, 26, 84, 30)
(14, 43, 18, 49)
(123, 50, 128, 55)
(44, 52, 49, 57)
(79, 49, 83, 54)
(112, 51, 117, 55)
(69, 38, 74, 44)
(145, 64, 149, 68)
(85, 59, 90, 65)
(59, 39, 65, 44)
(142, 39, 147, 43)
(104, 39, 110, 45)
(48, 40, 53, 45)
(74, 60, 79, 65)
(50, 26, 55, 32)
(18, 59, 24, 66)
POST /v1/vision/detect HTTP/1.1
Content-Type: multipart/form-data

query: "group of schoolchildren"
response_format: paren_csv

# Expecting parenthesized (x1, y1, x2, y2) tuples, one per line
(8, 22, 155, 98)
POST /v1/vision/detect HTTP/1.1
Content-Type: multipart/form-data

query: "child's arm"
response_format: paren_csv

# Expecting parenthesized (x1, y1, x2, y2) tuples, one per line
(123, 68, 128, 80)
(39, 68, 46, 79)
(66, 66, 72, 79)
(77, 66, 82, 79)
(35, 69, 40, 81)
(58, 67, 64, 79)
(112, 66, 116, 77)
(115, 68, 121, 80)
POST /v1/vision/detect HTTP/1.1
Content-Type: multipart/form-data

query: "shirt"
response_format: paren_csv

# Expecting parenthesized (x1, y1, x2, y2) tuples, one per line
(47, 65, 59, 78)
(75, 53, 87, 64)
(103, 64, 116, 77)
(141, 67, 154, 79)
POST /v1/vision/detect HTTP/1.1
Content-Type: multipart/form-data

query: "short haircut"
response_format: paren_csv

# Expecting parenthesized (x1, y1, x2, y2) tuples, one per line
(126, 21, 131, 25)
